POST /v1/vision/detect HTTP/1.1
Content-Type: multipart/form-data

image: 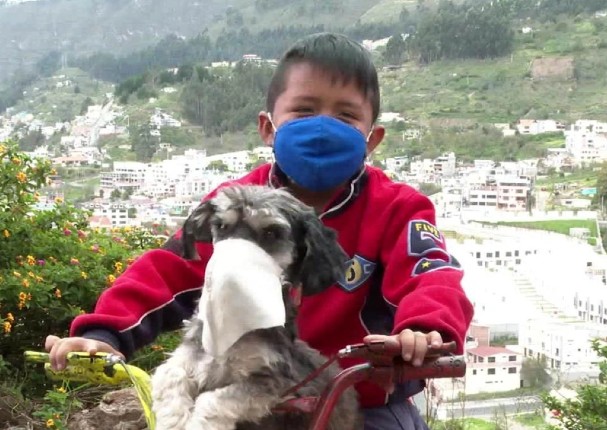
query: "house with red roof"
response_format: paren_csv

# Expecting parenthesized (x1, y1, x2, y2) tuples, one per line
(466, 346, 522, 394)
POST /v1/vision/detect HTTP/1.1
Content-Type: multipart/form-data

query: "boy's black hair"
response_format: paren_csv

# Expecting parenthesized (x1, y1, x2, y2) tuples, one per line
(266, 32, 380, 122)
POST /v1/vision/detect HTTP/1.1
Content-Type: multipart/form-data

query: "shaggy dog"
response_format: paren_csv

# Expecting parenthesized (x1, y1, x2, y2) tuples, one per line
(151, 185, 362, 430)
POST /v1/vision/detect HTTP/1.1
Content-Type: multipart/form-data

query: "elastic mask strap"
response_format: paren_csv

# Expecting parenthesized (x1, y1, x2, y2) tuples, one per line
(267, 112, 277, 133)
(366, 126, 374, 143)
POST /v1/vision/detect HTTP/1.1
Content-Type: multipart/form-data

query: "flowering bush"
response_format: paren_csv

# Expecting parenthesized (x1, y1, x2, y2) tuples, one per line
(0, 142, 163, 375)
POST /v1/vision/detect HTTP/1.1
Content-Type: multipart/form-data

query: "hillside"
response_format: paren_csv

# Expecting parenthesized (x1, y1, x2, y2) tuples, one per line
(380, 17, 607, 124)
(5, 2, 607, 165)
(0, 0, 393, 84)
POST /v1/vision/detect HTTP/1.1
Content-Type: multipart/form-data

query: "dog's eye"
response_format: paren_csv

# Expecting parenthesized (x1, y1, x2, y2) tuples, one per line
(262, 226, 281, 240)
(211, 219, 229, 231)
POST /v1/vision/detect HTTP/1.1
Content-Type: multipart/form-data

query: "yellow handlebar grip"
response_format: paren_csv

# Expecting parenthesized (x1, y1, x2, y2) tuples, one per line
(23, 350, 50, 363)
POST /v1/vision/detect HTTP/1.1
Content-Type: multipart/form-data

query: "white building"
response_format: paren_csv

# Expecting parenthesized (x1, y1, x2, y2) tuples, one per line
(565, 120, 607, 166)
(465, 346, 523, 394)
(100, 161, 147, 191)
(409, 153, 456, 184)
(87, 202, 135, 227)
(205, 150, 253, 174)
(516, 119, 565, 135)
(519, 319, 607, 381)
(385, 156, 408, 173)
(150, 109, 182, 128)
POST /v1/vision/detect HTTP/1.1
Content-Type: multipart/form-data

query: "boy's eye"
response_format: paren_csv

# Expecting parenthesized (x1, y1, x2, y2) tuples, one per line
(294, 107, 314, 115)
(340, 112, 357, 121)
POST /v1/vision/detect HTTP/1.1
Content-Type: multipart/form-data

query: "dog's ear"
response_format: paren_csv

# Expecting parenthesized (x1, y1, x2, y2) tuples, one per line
(182, 200, 216, 260)
(295, 212, 348, 296)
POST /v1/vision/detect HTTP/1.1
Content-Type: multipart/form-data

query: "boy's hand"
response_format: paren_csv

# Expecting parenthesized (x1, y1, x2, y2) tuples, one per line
(363, 329, 443, 367)
(45, 335, 124, 371)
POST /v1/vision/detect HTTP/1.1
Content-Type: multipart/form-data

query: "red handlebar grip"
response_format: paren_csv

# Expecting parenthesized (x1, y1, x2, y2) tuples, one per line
(393, 355, 466, 382)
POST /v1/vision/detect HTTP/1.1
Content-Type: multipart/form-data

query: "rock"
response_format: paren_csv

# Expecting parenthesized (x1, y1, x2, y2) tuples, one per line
(0, 395, 31, 429)
(68, 388, 147, 430)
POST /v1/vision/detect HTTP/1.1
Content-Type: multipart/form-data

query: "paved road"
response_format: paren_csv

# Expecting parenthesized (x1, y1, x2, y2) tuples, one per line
(435, 396, 544, 420)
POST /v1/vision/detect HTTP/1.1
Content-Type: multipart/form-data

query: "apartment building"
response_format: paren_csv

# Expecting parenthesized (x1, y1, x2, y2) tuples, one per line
(100, 161, 147, 192)
(519, 319, 607, 381)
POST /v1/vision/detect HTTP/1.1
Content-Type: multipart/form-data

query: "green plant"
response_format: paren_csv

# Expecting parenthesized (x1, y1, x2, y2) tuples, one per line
(543, 340, 607, 429)
(0, 142, 162, 380)
(31, 384, 81, 430)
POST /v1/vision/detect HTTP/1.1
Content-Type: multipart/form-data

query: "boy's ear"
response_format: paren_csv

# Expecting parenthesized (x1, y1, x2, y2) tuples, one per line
(258, 111, 275, 147)
(366, 124, 385, 155)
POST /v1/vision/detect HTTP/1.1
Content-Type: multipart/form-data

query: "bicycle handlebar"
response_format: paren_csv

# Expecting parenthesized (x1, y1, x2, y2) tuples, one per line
(25, 340, 465, 430)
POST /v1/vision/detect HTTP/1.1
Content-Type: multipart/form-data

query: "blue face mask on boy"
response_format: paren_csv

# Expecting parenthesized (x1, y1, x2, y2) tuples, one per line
(269, 115, 370, 192)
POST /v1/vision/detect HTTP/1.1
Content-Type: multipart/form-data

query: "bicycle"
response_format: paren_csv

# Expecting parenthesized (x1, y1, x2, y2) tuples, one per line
(25, 340, 466, 430)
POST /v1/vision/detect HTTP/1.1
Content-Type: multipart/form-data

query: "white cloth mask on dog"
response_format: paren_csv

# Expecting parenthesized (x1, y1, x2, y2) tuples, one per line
(198, 238, 286, 357)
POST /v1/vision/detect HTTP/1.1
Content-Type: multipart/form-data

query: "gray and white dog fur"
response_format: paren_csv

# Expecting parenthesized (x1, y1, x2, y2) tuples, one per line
(151, 185, 363, 430)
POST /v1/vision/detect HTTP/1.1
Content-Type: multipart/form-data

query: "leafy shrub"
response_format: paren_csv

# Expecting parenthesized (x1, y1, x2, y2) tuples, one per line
(543, 340, 607, 429)
(0, 142, 162, 377)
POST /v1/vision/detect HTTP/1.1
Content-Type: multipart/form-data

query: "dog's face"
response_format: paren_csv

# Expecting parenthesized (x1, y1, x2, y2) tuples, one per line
(182, 185, 348, 295)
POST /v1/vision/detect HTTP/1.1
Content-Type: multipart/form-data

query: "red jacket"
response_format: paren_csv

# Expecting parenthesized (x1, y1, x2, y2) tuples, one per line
(71, 164, 473, 408)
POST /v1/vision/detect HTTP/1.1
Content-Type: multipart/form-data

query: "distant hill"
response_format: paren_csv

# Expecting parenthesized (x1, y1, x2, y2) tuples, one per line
(0, 0, 394, 84)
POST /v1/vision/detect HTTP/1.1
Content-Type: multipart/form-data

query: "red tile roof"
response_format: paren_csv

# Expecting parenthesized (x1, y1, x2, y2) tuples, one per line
(467, 346, 520, 357)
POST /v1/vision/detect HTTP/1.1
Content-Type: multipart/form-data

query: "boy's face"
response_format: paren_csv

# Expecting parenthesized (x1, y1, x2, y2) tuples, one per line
(258, 62, 384, 154)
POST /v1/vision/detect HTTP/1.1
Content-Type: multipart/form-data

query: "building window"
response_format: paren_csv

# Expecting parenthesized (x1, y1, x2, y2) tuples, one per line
(488, 369, 496, 375)
(473, 370, 477, 375)
(508, 368, 517, 374)
(508, 356, 516, 361)
(478, 357, 484, 363)
(488, 357, 496, 363)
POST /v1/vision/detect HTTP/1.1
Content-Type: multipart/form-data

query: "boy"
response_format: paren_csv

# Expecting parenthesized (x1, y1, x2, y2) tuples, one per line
(46, 33, 473, 429)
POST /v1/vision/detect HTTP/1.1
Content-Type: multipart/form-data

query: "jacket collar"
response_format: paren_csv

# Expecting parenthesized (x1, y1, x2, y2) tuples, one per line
(267, 163, 368, 219)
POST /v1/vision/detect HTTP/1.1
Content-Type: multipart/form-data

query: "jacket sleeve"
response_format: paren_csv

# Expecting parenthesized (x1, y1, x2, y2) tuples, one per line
(379, 191, 473, 353)
(70, 233, 213, 360)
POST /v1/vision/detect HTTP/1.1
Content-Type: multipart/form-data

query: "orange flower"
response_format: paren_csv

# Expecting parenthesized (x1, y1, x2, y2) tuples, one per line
(114, 261, 123, 274)
(6, 313, 14, 323)
(2, 229, 9, 238)
(11, 157, 21, 165)
(3, 321, 11, 333)
(46, 418, 55, 428)
(26, 255, 36, 266)
(21, 279, 30, 288)
(54, 197, 64, 204)
(13, 271, 21, 278)
(81, 271, 88, 279)
(15, 171, 27, 183)
(18, 292, 27, 301)
(54, 289, 62, 299)
(107, 274, 116, 285)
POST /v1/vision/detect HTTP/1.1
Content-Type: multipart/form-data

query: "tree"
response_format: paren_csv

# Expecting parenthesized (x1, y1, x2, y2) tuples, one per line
(110, 189, 122, 201)
(521, 356, 551, 388)
(383, 34, 407, 65)
(543, 340, 607, 429)
(593, 162, 607, 210)
(418, 183, 441, 196)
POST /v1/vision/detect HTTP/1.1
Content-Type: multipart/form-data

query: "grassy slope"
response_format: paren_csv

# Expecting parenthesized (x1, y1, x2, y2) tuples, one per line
(11, 68, 113, 123)
(204, 0, 383, 38)
(496, 220, 598, 237)
(381, 17, 607, 124)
